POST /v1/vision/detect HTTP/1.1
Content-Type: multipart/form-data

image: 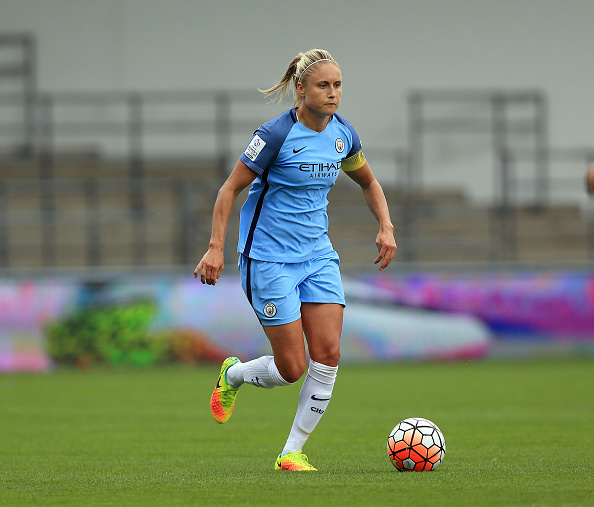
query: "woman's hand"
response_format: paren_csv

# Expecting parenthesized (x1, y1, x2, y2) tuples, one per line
(194, 246, 224, 285)
(374, 228, 397, 270)
(193, 160, 257, 286)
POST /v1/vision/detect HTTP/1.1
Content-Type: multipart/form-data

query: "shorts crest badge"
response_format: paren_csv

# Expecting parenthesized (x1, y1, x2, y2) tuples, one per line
(263, 302, 277, 318)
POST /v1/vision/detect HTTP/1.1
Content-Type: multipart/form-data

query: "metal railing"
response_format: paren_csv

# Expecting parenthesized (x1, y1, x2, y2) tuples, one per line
(1, 88, 285, 177)
(0, 33, 37, 156)
(0, 88, 593, 268)
(0, 88, 285, 267)
(407, 88, 549, 206)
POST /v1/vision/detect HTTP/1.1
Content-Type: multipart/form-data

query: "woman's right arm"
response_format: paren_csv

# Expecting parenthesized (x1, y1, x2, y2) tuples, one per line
(194, 160, 257, 285)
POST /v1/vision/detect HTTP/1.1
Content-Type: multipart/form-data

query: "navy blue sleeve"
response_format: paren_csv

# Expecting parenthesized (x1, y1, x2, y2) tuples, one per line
(239, 110, 297, 175)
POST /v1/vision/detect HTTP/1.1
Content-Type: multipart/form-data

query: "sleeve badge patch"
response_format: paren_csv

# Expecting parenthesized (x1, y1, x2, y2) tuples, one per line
(245, 135, 266, 161)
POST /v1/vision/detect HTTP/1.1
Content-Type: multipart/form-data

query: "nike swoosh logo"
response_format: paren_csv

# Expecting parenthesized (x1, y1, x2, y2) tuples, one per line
(311, 394, 331, 401)
(293, 146, 306, 154)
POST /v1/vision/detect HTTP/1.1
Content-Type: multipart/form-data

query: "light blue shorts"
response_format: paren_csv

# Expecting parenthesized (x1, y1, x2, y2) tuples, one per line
(239, 251, 345, 326)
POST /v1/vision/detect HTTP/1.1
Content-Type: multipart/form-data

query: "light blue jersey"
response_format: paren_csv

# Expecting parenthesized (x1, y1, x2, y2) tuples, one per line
(238, 108, 366, 262)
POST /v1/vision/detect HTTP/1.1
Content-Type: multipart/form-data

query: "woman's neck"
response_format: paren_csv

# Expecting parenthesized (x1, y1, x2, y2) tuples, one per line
(295, 106, 331, 133)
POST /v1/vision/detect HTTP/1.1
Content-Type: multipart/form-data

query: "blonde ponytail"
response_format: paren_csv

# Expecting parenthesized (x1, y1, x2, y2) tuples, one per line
(259, 49, 338, 107)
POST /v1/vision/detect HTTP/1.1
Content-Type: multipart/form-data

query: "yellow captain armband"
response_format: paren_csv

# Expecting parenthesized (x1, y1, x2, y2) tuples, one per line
(341, 150, 367, 172)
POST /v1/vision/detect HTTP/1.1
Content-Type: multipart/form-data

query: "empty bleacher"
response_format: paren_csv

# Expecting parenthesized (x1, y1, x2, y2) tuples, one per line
(1, 148, 592, 270)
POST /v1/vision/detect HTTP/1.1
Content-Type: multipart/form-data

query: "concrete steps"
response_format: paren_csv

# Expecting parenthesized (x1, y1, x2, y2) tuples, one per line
(328, 181, 592, 264)
(0, 151, 220, 181)
(1, 155, 592, 268)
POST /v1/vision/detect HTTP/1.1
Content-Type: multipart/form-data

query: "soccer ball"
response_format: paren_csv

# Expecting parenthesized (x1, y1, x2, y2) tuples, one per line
(387, 417, 446, 472)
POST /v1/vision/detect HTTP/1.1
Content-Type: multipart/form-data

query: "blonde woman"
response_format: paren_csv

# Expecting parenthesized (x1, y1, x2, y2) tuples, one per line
(195, 49, 397, 471)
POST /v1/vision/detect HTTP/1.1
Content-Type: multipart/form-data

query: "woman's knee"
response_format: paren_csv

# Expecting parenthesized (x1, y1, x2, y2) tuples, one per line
(311, 345, 341, 367)
(276, 357, 306, 384)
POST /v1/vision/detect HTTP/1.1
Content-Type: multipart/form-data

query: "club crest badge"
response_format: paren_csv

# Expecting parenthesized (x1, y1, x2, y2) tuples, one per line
(263, 302, 277, 318)
(335, 138, 345, 153)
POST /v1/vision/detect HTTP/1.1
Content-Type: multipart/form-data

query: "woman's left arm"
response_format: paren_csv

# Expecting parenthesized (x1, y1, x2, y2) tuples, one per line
(345, 162, 397, 270)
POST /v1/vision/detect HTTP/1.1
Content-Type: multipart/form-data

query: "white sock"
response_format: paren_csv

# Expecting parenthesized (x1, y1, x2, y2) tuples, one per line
(281, 359, 338, 456)
(226, 355, 292, 389)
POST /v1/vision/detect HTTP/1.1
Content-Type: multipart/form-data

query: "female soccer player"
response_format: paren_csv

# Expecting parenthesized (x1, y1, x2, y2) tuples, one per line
(194, 49, 397, 471)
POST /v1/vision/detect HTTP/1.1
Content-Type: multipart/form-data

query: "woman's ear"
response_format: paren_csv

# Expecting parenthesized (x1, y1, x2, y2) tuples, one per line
(296, 81, 306, 98)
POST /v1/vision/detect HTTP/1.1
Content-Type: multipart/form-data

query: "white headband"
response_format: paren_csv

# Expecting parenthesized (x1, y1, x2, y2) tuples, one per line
(296, 58, 335, 82)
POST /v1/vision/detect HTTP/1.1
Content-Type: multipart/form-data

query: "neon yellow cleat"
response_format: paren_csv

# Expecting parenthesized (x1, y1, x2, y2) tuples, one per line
(210, 357, 241, 424)
(274, 451, 318, 471)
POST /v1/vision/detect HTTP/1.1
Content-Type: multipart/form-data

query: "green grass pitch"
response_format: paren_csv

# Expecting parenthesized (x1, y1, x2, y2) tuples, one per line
(1, 358, 593, 506)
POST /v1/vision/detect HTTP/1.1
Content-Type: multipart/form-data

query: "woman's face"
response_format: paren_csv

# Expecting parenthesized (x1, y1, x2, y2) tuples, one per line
(298, 63, 342, 118)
